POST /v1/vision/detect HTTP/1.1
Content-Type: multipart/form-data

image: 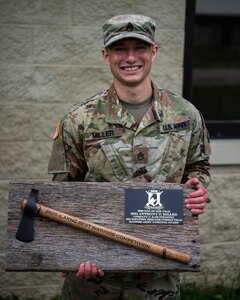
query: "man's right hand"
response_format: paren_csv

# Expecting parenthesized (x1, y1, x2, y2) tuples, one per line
(62, 261, 104, 279)
(76, 261, 104, 279)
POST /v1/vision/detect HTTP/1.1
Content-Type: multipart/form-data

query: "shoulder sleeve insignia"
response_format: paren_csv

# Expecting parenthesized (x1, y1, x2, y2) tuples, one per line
(53, 121, 61, 140)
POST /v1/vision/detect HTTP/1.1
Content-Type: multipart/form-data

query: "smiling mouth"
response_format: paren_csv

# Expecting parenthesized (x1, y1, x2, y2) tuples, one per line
(121, 66, 142, 71)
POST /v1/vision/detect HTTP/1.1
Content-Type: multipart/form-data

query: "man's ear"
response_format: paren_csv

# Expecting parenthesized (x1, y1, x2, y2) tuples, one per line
(102, 48, 110, 65)
(151, 44, 159, 62)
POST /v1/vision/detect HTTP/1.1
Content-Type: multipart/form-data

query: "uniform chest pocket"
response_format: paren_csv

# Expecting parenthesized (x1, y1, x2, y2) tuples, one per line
(160, 130, 191, 180)
(84, 128, 123, 160)
(84, 134, 131, 181)
(100, 138, 132, 180)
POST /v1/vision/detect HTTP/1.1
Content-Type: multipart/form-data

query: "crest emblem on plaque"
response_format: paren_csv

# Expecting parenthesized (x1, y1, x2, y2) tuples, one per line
(145, 190, 164, 209)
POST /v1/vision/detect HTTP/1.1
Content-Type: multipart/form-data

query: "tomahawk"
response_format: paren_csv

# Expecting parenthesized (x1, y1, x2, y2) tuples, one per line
(16, 188, 191, 265)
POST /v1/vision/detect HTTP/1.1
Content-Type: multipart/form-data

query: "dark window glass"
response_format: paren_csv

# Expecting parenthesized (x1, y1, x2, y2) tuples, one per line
(192, 12, 240, 138)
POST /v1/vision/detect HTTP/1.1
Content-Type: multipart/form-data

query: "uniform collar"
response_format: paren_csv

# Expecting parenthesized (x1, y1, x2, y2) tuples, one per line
(105, 82, 162, 129)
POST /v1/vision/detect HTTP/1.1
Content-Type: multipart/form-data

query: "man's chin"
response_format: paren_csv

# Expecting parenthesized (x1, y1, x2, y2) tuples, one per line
(119, 76, 145, 87)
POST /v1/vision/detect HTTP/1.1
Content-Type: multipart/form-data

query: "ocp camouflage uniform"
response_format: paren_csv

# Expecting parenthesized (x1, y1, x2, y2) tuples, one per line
(48, 83, 211, 300)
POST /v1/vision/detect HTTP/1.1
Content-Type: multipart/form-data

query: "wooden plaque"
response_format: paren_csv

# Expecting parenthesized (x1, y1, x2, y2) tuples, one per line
(5, 180, 200, 272)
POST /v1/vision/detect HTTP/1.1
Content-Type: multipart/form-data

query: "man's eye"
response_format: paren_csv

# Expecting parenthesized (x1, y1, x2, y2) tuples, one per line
(136, 45, 147, 50)
(114, 47, 125, 51)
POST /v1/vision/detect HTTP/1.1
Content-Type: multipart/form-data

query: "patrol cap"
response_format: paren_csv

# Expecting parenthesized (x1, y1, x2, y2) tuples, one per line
(102, 14, 156, 47)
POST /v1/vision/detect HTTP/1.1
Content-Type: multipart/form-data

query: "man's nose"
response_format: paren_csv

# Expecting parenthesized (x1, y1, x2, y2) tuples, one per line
(126, 49, 137, 63)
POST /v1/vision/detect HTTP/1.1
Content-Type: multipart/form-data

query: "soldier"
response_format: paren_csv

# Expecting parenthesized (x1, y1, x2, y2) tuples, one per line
(48, 14, 211, 300)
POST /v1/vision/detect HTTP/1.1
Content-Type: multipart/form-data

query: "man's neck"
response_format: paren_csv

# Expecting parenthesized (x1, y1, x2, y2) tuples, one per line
(113, 79, 153, 104)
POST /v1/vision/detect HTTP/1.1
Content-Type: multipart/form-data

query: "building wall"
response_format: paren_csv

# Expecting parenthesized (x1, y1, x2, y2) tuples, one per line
(182, 165, 240, 288)
(0, 0, 239, 298)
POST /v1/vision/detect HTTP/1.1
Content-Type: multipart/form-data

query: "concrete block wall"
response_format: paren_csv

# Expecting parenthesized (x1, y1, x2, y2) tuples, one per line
(0, 0, 239, 298)
(181, 166, 240, 288)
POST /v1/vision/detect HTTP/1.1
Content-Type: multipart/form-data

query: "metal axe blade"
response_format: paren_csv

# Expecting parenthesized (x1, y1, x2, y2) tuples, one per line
(15, 188, 38, 242)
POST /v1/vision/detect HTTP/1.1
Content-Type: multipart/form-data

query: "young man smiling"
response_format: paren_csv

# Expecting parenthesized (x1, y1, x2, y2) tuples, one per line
(49, 14, 211, 300)
(102, 38, 158, 98)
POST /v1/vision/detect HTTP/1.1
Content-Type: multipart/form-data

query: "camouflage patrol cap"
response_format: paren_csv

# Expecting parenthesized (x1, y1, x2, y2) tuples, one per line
(102, 14, 156, 47)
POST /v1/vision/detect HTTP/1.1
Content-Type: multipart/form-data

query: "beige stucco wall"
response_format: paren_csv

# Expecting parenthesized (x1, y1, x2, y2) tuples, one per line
(0, 0, 239, 298)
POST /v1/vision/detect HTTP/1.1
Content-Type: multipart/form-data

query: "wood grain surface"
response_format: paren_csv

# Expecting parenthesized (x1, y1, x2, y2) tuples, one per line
(5, 180, 200, 272)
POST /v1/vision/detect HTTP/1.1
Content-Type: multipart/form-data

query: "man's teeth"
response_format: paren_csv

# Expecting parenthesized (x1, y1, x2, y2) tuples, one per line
(122, 66, 140, 71)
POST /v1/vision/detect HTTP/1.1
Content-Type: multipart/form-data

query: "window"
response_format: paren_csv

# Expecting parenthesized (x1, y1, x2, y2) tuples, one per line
(183, 0, 240, 139)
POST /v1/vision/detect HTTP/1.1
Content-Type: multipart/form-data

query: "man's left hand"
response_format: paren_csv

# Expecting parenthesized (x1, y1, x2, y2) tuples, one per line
(184, 178, 208, 215)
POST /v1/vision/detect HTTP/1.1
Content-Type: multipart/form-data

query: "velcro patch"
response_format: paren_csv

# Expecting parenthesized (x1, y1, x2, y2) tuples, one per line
(133, 147, 148, 164)
(160, 119, 191, 132)
(90, 128, 123, 140)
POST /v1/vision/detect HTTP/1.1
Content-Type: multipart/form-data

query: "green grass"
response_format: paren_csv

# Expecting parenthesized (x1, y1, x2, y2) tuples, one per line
(181, 283, 240, 300)
(0, 284, 240, 300)
(0, 296, 61, 300)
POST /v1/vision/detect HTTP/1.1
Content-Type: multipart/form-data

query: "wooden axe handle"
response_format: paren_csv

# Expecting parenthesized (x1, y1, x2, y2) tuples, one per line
(21, 199, 191, 265)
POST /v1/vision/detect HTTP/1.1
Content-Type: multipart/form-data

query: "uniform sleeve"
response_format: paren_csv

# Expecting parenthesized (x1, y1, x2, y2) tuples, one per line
(182, 111, 211, 188)
(48, 115, 88, 182)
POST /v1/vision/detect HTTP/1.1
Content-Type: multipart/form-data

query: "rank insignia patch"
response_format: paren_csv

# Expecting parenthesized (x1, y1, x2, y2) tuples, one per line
(133, 147, 148, 163)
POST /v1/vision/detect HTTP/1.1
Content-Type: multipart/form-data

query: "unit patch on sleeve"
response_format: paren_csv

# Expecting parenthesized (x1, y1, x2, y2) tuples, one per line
(52, 121, 61, 140)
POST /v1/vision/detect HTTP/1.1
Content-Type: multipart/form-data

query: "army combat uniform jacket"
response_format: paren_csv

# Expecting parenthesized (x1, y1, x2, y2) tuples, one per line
(48, 82, 211, 299)
(49, 83, 210, 186)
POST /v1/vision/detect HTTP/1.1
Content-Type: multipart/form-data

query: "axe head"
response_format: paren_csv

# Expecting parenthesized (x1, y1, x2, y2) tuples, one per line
(15, 188, 38, 242)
